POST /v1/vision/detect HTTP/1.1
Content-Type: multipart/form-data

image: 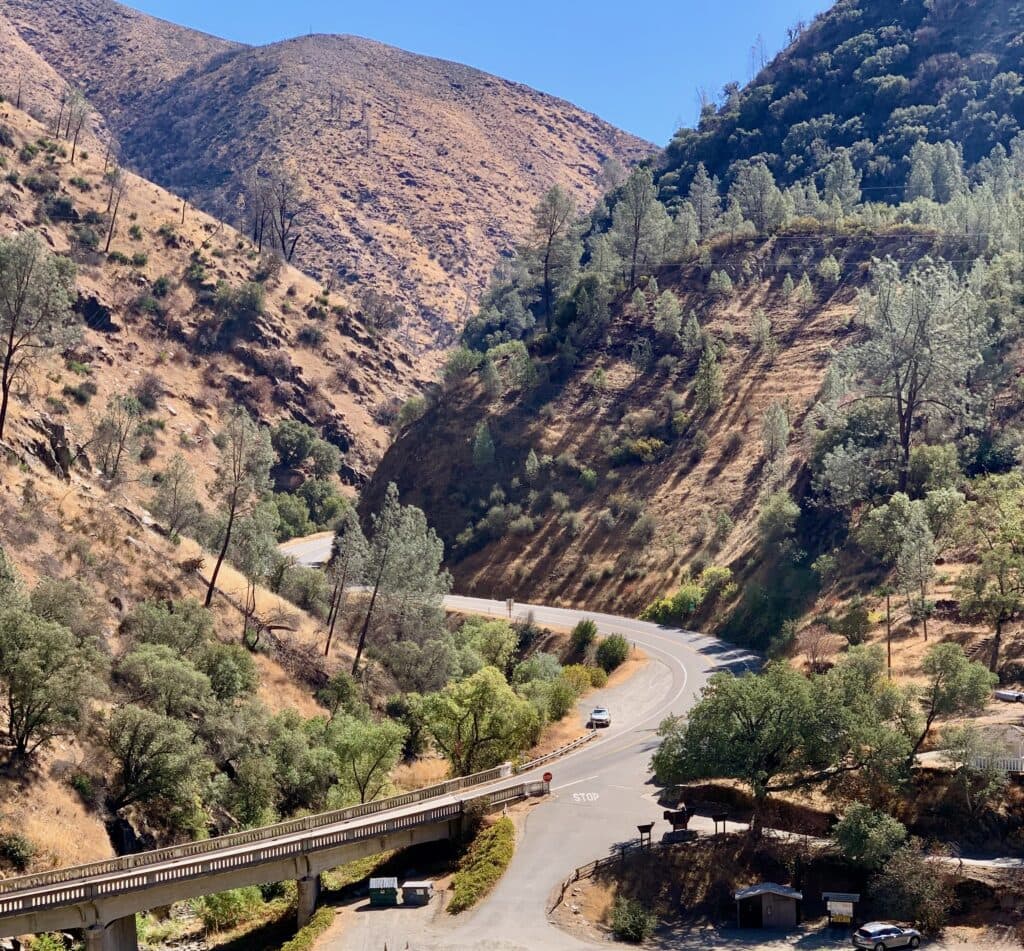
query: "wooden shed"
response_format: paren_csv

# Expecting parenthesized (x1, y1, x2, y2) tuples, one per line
(401, 880, 434, 905)
(369, 876, 399, 907)
(735, 882, 802, 929)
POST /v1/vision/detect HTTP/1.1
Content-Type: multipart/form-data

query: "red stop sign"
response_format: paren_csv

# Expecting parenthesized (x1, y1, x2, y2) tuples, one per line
(543, 771, 553, 783)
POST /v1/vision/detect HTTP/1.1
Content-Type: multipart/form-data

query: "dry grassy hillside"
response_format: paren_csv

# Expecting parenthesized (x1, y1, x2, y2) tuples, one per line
(364, 233, 953, 610)
(0, 8, 106, 148)
(0, 100, 424, 486)
(1, 0, 654, 343)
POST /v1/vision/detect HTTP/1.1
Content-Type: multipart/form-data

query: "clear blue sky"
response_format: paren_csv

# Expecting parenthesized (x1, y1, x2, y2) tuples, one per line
(123, 0, 830, 145)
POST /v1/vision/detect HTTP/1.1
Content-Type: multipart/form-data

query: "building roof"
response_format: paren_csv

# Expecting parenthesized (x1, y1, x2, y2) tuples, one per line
(370, 877, 399, 889)
(402, 880, 433, 889)
(735, 882, 803, 901)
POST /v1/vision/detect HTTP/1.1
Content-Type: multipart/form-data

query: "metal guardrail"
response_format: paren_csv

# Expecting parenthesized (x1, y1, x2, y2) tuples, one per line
(0, 781, 545, 921)
(515, 731, 597, 774)
(0, 764, 511, 898)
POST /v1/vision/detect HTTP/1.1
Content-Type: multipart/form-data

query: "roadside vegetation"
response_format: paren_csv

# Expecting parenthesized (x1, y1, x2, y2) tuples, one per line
(448, 817, 516, 914)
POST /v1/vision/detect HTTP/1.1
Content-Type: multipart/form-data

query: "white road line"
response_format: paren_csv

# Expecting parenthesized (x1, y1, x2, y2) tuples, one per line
(552, 775, 598, 791)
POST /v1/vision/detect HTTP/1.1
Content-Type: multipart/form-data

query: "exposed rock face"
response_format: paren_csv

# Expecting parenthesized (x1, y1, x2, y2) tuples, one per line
(75, 293, 120, 334)
(25, 414, 82, 479)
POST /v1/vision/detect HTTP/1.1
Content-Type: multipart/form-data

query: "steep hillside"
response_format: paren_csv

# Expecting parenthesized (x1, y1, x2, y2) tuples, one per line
(661, 0, 1024, 198)
(0, 7, 106, 147)
(364, 232, 942, 614)
(0, 100, 424, 485)
(1, 0, 653, 344)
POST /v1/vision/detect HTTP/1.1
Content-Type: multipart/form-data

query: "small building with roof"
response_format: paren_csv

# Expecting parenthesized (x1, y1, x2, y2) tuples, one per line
(735, 882, 802, 929)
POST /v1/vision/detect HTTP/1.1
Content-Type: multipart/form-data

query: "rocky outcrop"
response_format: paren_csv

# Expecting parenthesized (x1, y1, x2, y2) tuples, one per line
(24, 414, 88, 479)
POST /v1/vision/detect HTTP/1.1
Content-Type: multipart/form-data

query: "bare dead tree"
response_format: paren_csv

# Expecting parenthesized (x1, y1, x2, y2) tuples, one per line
(104, 168, 128, 254)
(53, 88, 68, 138)
(266, 171, 307, 262)
(66, 92, 89, 164)
(243, 170, 271, 253)
(361, 100, 373, 154)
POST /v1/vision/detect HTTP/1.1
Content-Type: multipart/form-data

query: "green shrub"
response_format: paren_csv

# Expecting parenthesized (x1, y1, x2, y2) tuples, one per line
(611, 896, 656, 942)
(596, 634, 629, 673)
(570, 619, 597, 655)
(833, 804, 907, 871)
(547, 677, 578, 720)
(641, 579, 707, 624)
(27, 935, 65, 951)
(448, 817, 515, 914)
(297, 324, 326, 347)
(0, 832, 36, 871)
(835, 598, 871, 646)
(278, 906, 335, 951)
(197, 886, 264, 931)
(610, 437, 667, 466)
(63, 380, 98, 405)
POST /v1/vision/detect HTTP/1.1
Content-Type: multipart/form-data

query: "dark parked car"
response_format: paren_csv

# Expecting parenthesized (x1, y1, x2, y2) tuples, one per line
(852, 922, 921, 949)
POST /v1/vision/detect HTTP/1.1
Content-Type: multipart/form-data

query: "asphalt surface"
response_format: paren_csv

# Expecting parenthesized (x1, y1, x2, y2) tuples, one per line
(282, 522, 759, 950)
(283, 535, 1021, 949)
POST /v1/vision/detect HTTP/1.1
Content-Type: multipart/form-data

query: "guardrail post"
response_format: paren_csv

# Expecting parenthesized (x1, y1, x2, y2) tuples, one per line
(85, 916, 138, 951)
(296, 874, 321, 929)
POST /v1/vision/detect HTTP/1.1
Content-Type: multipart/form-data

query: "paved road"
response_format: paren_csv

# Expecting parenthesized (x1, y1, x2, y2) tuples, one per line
(280, 531, 335, 567)
(310, 581, 756, 949)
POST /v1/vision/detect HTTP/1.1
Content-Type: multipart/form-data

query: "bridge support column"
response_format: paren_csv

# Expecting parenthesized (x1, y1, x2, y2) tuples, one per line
(84, 915, 138, 951)
(296, 874, 321, 928)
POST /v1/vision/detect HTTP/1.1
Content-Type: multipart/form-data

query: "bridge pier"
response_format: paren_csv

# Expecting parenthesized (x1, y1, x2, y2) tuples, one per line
(296, 874, 321, 928)
(84, 915, 138, 951)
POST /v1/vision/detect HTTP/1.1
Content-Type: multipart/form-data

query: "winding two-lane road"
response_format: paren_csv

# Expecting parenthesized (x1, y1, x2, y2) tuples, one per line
(282, 534, 757, 949)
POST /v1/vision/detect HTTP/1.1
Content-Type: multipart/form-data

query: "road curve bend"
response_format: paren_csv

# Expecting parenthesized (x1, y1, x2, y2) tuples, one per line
(318, 590, 757, 949)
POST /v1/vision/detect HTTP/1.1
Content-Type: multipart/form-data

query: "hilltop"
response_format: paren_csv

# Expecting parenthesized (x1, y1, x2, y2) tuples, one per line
(661, 0, 1024, 198)
(0, 0, 652, 344)
(363, 0, 1024, 681)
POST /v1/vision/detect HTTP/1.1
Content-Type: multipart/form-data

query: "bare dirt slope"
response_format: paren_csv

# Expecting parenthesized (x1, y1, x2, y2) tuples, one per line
(1, 0, 654, 343)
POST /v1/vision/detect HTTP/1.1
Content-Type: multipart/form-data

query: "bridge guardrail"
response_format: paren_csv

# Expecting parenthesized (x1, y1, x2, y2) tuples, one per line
(0, 782, 546, 921)
(0, 764, 512, 897)
(515, 730, 597, 774)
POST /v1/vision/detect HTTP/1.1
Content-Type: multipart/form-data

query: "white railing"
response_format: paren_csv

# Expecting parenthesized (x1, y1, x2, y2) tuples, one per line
(0, 781, 545, 921)
(0, 764, 513, 897)
(515, 731, 597, 774)
(972, 756, 1024, 774)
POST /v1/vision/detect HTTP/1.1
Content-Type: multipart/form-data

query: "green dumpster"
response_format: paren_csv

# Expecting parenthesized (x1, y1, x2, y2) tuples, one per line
(369, 876, 399, 907)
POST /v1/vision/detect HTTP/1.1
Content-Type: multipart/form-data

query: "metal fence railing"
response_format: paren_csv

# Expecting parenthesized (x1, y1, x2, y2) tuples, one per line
(0, 781, 547, 922)
(0, 764, 514, 898)
(515, 731, 597, 774)
(972, 756, 1024, 774)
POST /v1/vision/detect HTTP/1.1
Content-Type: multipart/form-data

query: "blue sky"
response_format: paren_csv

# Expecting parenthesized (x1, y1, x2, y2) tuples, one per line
(123, 0, 830, 145)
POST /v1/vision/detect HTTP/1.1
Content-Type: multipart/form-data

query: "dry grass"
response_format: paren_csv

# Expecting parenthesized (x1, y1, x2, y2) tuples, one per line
(0, 744, 115, 871)
(392, 758, 451, 792)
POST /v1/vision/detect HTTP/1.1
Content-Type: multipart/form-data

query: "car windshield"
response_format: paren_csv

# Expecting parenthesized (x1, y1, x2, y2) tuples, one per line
(593, 708, 608, 714)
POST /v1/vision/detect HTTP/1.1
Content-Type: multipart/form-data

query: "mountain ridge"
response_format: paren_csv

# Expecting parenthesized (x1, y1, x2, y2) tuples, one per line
(1, 0, 653, 345)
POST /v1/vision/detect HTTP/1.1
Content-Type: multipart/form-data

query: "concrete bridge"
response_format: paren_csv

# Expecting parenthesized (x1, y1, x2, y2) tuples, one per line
(0, 766, 547, 950)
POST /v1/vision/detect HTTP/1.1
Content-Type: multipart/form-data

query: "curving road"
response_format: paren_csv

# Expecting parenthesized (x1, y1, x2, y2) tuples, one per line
(285, 530, 758, 949)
